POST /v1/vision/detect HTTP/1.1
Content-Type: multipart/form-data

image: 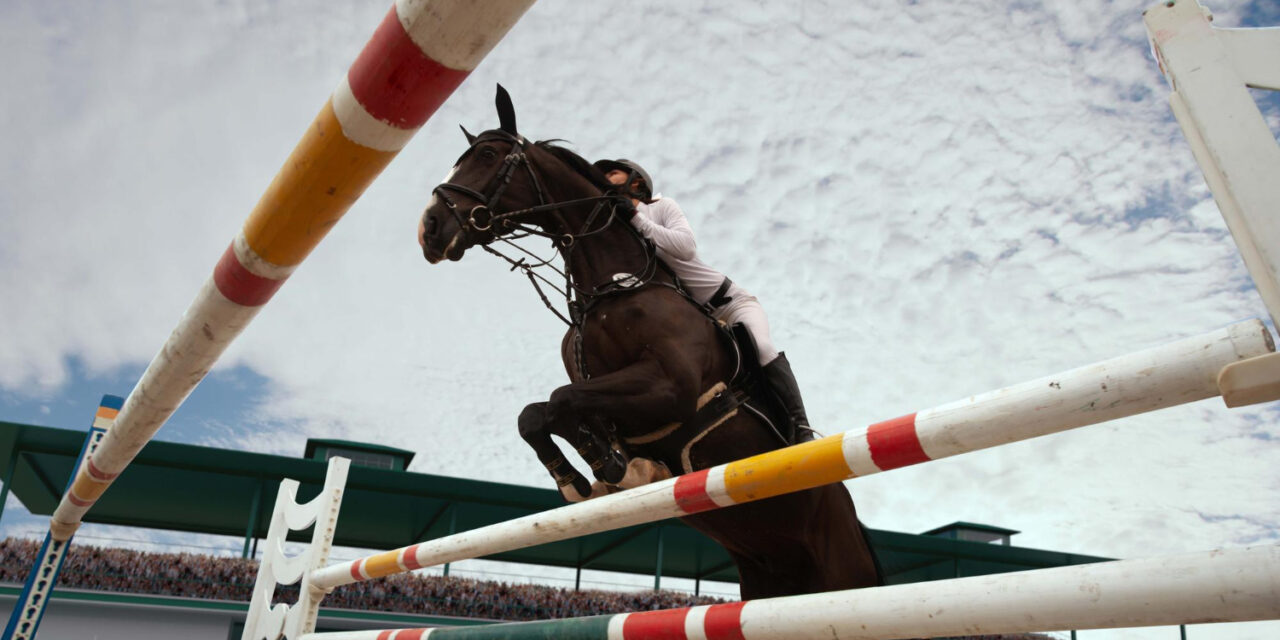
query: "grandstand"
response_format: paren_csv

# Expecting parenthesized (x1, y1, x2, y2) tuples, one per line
(0, 420, 1105, 638)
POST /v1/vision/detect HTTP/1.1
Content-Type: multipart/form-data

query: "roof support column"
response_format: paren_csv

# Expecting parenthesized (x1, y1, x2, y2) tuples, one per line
(242, 479, 264, 559)
(653, 526, 665, 591)
(0, 445, 18, 527)
(694, 542, 703, 596)
(574, 539, 583, 591)
(442, 505, 457, 577)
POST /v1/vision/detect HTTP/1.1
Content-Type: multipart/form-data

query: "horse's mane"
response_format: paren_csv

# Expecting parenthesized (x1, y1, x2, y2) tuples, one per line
(467, 129, 615, 194)
(535, 139, 615, 194)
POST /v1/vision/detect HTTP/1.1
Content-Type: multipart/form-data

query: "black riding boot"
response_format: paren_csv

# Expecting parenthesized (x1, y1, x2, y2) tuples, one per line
(762, 352, 816, 443)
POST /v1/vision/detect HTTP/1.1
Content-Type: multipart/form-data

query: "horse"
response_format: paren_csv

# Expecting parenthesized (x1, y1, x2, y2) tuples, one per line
(418, 86, 881, 599)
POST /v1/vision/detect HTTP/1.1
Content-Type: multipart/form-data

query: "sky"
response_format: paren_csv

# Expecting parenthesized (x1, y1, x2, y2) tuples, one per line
(2, 0, 1280, 637)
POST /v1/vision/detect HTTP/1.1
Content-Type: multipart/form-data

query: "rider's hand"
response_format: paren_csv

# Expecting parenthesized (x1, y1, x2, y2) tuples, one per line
(617, 197, 638, 221)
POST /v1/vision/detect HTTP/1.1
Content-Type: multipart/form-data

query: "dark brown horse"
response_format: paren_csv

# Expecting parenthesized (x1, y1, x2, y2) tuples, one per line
(418, 87, 880, 599)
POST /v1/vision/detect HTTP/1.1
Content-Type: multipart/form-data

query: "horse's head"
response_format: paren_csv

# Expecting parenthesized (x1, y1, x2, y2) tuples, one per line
(420, 86, 541, 263)
(419, 86, 627, 267)
(419, 128, 524, 263)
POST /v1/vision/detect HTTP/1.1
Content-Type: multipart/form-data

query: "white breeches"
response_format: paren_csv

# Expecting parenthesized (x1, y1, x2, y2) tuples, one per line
(711, 285, 779, 366)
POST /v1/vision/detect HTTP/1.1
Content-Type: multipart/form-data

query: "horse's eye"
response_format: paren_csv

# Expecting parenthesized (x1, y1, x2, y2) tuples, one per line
(479, 147, 498, 161)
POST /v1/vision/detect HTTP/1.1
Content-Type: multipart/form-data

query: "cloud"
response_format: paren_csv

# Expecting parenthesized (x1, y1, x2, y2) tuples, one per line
(2, 1, 1278, 635)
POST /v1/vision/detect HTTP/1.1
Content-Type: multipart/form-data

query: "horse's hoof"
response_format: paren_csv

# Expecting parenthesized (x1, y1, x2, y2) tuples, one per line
(559, 476, 594, 503)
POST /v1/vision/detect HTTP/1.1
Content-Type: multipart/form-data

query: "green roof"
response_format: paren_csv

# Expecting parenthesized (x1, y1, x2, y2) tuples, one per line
(0, 421, 1111, 586)
(924, 521, 1022, 536)
(304, 438, 417, 463)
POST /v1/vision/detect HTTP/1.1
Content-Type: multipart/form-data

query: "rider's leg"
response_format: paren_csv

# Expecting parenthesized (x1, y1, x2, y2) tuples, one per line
(716, 294, 816, 442)
(761, 352, 814, 441)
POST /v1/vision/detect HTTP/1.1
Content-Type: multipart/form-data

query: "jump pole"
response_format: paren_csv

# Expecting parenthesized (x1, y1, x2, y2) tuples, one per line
(4, 2, 537, 639)
(49, 0, 537, 542)
(305, 319, 1273, 592)
(299, 543, 1280, 640)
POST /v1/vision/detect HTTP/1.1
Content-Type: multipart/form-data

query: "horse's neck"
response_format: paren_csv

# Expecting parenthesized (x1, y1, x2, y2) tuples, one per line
(568, 221, 651, 291)
(545, 183, 651, 292)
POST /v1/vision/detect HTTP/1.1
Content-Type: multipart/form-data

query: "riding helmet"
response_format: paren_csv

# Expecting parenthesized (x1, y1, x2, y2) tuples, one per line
(593, 158, 654, 199)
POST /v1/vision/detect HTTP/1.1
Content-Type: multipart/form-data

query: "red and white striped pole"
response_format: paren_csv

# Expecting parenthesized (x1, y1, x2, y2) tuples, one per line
(301, 544, 1280, 640)
(49, 0, 536, 539)
(307, 320, 1272, 591)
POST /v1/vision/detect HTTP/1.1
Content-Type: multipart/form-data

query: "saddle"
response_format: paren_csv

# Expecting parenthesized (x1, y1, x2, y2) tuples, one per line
(578, 259, 797, 484)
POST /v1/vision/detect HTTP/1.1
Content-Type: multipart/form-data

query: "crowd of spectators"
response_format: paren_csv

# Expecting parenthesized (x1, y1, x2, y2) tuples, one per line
(0, 537, 720, 621)
(0, 538, 1059, 638)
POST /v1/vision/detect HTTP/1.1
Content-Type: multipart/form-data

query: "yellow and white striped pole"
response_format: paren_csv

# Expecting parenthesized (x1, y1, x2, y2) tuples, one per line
(50, 0, 536, 539)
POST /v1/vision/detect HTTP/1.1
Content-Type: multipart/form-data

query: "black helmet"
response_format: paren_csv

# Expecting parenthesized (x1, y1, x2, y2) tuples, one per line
(593, 158, 654, 199)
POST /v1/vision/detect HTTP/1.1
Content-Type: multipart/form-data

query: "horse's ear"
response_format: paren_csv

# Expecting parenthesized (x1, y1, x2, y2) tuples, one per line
(495, 84, 518, 136)
(460, 125, 477, 145)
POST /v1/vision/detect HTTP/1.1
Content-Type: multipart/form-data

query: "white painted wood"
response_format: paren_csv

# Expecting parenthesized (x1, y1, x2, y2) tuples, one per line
(1218, 351, 1280, 407)
(331, 77, 420, 152)
(396, 0, 537, 71)
(912, 319, 1272, 461)
(243, 457, 350, 640)
(308, 469, 693, 590)
(733, 544, 1280, 639)
(1146, 0, 1280, 328)
(1220, 27, 1280, 91)
(50, 278, 265, 536)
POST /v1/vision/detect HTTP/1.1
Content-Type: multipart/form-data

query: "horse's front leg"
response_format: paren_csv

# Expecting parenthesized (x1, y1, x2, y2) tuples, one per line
(547, 357, 697, 446)
(524, 357, 695, 502)
(518, 402, 593, 501)
(518, 403, 628, 501)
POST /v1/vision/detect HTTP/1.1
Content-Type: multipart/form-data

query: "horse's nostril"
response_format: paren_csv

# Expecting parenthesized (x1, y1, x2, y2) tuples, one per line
(426, 216, 439, 237)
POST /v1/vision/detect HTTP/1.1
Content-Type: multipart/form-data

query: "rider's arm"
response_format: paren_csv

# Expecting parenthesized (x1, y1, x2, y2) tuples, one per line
(632, 198, 697, 261)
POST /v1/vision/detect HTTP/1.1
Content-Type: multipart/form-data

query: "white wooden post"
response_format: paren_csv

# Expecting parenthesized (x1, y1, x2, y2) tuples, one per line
(1144, 0, 1280, 406)
(243, 457, 350, 640)
(1145, 0, 1280, 325)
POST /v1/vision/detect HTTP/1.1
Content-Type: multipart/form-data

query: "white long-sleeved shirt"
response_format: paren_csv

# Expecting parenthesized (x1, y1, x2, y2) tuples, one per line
(631, 196, 729, 305)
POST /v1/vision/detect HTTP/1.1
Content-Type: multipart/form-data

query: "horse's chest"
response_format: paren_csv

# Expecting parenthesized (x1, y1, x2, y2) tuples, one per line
(579, 308, 651, 371)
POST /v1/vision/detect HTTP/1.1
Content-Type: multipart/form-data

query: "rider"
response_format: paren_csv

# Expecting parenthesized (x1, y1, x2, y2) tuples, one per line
(593, 158, 817, 443)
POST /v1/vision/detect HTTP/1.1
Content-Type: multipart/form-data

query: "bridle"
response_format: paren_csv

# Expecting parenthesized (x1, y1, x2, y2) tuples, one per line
(433, 131, 558, 243)
(430, 132, 661, 327)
